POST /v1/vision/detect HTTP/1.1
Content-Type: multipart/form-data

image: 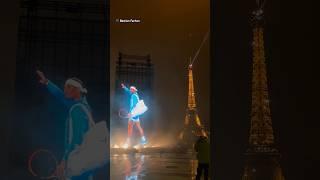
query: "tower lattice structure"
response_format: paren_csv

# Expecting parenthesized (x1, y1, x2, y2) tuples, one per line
(178, 64, 207, 148)
(242, 3, 285, 180)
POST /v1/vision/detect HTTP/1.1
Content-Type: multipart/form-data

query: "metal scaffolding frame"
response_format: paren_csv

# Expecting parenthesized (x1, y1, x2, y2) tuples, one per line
(16, 0, 108, 97)
(116, 52, 153, 91)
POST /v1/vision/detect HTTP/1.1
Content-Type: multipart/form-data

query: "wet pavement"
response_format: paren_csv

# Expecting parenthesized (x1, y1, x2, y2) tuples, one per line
(110, 152, 201, 180)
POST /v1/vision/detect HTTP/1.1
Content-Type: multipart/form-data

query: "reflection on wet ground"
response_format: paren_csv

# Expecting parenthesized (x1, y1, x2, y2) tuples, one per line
(111, 152, 199, 180)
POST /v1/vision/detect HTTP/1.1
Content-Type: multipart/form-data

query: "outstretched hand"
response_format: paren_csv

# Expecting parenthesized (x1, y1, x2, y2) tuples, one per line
(127, 113, 132, 118)
(36, 70, 48, 85)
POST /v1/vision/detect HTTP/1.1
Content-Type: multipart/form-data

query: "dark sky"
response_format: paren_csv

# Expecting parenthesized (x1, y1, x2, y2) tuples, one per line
(0, 0, 19, 177)
(110, 0, 210, 138)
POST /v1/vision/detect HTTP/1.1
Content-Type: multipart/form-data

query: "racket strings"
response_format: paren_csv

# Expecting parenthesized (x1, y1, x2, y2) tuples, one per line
(28, 149, 59, 179)
(119, 108, 129, 119)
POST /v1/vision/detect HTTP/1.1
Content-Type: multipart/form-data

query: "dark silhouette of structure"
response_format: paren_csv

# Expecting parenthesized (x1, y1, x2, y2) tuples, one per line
(242, 1, 285, 179)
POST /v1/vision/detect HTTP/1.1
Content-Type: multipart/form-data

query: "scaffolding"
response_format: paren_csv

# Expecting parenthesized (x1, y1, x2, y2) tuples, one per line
(116, 52, 153, 90)
(15, 0, 108, 114)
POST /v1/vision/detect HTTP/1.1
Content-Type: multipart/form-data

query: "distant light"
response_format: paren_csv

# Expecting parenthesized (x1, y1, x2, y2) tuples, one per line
(122, 143, 129, 149)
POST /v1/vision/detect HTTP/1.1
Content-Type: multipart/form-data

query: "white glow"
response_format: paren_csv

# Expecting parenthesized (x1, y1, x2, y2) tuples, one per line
(122, 143, 129, 149)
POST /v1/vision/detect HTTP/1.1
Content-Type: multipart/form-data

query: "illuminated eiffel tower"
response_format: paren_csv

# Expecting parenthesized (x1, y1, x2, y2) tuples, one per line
(178, 63, 207, 149)
(242, 2, 285, 180)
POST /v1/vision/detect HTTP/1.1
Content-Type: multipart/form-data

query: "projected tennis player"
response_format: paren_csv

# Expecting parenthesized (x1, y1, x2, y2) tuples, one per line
(121, 83, 147, 147)
(37, 70, 93, 180)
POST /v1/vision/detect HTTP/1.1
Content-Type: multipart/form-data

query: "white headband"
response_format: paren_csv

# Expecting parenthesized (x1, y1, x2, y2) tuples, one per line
(65, 79, 88, 94)
(130, 86, 138, 92)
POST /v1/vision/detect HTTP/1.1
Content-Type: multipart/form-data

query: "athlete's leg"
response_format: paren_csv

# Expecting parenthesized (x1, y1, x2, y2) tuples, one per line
(125, 120, 134, 147)
(128, 120, 133, 137)
(135, 121, 147, 145)
(135, 121, 144, 137)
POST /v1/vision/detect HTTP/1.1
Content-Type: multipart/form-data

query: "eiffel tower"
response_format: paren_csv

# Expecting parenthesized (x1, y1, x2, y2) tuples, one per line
(242, 1, 285, 180)
(178, 63, 207, 149)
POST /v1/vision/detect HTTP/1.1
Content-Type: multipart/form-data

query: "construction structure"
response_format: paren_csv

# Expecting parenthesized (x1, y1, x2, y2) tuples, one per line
(10, 0, 108, 178)
(114, 52, 154, 127)
(242, 1, 285, 179)
(178, 63, 207, 149)
(15, 0, 108, 116)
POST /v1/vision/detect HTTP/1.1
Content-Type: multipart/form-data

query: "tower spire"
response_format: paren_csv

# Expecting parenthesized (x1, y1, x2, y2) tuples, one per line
(187, 64, 197, 110)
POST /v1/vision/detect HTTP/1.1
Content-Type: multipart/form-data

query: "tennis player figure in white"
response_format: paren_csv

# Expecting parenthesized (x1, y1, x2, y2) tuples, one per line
(121, 83, 147, 147)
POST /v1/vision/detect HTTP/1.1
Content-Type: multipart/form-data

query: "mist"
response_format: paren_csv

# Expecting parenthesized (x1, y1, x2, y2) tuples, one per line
(110, 0, 210, 147)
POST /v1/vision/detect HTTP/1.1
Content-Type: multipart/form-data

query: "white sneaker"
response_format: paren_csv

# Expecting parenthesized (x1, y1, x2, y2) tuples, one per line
(140, 136, 147, 145)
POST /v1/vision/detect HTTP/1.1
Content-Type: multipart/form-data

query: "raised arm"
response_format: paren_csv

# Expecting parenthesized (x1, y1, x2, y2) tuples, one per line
(36, 70, 72, 107)
(46, 81, 74, 107)
(121, 83, 130, 94)
(47, 81, 66, 103)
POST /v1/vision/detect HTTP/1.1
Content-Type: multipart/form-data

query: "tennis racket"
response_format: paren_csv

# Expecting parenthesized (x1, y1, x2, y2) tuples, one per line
(28, 149, 59, 179)
(118, 100, 148, 119)
(118, 108, 130, 119)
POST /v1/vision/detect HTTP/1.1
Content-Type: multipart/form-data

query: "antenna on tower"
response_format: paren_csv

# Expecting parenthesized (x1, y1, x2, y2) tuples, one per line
(190, 31, 209, 66)
(253, 0, 266, 20)
(256, 0, 266, 10)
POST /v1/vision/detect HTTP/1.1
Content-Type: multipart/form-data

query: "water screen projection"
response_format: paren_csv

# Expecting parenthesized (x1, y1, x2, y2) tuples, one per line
(119, 84, 148, 148)
(26, 71, 109, 180)
(9, 1, 109, 179)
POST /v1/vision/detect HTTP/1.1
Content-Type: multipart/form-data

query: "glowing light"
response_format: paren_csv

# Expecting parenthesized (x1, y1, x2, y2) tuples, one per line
(196, 115, 201, 126)
(113, 144, 119, 148)
(122, 143, 129, 149)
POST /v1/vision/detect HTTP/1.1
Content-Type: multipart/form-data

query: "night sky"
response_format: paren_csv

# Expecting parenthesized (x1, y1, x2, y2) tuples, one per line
(110, 0, 210, 139)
